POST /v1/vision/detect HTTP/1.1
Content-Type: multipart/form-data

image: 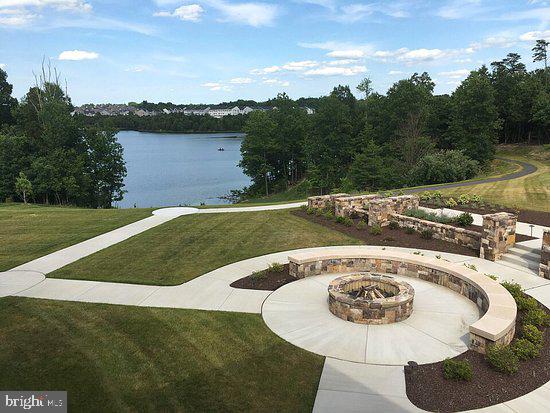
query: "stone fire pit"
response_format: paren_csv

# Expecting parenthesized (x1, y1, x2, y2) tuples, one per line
(328, 273, 414, 324)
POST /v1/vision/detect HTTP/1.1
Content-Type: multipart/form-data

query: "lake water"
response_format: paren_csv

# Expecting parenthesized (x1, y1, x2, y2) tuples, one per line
(115, 131, 251, 208)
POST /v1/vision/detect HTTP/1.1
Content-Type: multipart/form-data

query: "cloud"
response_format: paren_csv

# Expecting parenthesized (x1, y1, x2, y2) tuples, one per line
(0, 8, 36, 25)
(519, 30, 550, 41)
(58, 49, 99, 60)
(335, 3, 409, 23)
(229, 77, 253, 84)
(0, 0, 91, 12)
(154, 4, 204, 22)
(436, 0, 487, 20)
(304, 65, 366, 76)
(388, 70, 404, 75)
(262, 78, 290, 86)
(124, 65, 151, 72)
(498, 7, 550, 22)
(204, 0, 279, 27)
(327, 49, 366, 58)
(327, 59, 358, 66)
(200, 81, 232, 91)
(438, 69, 470, 79)
(250, 61, 318, 75)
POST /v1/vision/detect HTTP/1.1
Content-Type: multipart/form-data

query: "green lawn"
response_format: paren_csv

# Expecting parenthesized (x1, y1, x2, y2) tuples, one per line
(50, 209, 362, 285)
(0, 204, 153, 271)
(437, 146, 550, 212)
(0, 297, 323, 412)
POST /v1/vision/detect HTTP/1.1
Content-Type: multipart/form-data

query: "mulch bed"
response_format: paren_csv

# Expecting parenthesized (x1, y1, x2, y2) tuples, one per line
(230, 264, 295, 291)
(420, 200, 550, 228)
(405, 298, 550, 412)
(292, 210, 479, 257)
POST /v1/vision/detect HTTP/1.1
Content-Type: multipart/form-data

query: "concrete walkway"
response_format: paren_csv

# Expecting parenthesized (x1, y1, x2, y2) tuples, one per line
(2, 197, 550, 412)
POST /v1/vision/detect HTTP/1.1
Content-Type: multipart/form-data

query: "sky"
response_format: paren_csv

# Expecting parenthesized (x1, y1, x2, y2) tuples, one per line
(0, 0, 549, 105)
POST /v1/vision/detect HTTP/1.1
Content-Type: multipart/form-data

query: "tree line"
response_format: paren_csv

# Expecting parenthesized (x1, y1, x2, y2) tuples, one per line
(239, 43, 549, 198)
(0, 66, 126, 208)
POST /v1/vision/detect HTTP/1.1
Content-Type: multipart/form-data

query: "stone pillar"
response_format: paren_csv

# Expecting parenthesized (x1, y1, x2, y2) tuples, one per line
(367, 195, 419, 226)
(480, 212, 518, 261)
(540, 229, 550, 279)
(334, 194, 379, 217)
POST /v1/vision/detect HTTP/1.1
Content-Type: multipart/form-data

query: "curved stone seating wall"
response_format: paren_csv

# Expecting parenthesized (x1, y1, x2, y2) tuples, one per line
(288, 249, 517, 353)
(389, 213, 482, 251)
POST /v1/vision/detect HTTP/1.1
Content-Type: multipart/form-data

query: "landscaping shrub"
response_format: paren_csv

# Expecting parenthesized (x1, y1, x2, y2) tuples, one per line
(404, 226, 416, 234)
(432, 191, 443, 200)
(501, 281, 523, 302)
(516, 296, 539, 312)
(512, 338, 540, 360)
(445, 197, 458, 208)
(443, 358, 473, 381)
(458, 194, 471, 205)
(323, 210, 334, 220)
(420, 229, 433, 239)
(369, 224, 382, 235)
(408, 150, 479, 186)
(342, 217, 353, 227)
(306, 207, 315, 215)
(523, 308, 550, 328)
(404, 208, 454, 224)
(335, 216, 346, 224)
(300, 205, 307, 211)
(419, 191, 433, 201)
(454, 212, 474, 227)
(250, 270, 266, 280)
(470, 194, 482, 203)
(522, 324, 543, 346)
(315, 208, 323, 217)
(486, 344, 519, 375)
(388, 220, 400, 230)
(268, 262, 285, 273)
(356, 220, 367, 230)
(485, 273, 498, 281)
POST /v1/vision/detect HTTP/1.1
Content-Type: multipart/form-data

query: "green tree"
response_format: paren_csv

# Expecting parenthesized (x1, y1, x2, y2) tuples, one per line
(15, 172, 32, 204)
(356, 76, 373, 99)
(239, 111, 278, 196)
(347, 133, 385, 191)
(0, 68, 18, 126)
(533, 39, 548, 71)
(448, 69, 499, 164)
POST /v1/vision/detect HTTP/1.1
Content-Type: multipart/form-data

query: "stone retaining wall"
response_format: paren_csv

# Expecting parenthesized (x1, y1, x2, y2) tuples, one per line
(307, 193, 349, 210)
(480, 212, 518, 261)
(334, 195, 380, 218)
(540, 229, 550, 279)
(389, 213, 482, 251)
(289, 255, 515, 353)
(368, 196, 419, 227)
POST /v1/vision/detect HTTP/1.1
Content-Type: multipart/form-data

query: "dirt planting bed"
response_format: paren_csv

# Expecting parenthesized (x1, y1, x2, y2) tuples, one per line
(230, 264, 295, 291)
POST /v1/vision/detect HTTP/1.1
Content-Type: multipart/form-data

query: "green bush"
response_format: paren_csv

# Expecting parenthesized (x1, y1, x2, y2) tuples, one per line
(306, 207, 315, 215)
(486, 344, 519, 375)
(250, 270, 266, 280)
(522, 324, 543, 346)
(419, 191, 433, 201)
(420, 229, 433, 239)
(516, 296, 539, 312)
(356, 220, 367, 230)
(323, 210, 334, 220)
(369, 224, 382, 235)
(458, 194, 471, 205)
(404, 226, 416, 234)
(315, 208, 323, 217)
(523, 308, 550, 328)
(335, 216, 346, 224)
(454, 212, 474, 227)
(433, 191, 443, 200)
(512, 338, 540, 360)
(268, 262, 285, 273)
(300, 204, 307, 211)
(408, 150, 479, 187)
(501, 281, 523, 302)
(404, 208, 454, 224)
(470, 194, 482, 203)
(446, 197, 458, 208)
(343, 217, 353, 227)
(388, 220, 400, 230)
(443, 358, 473, 381)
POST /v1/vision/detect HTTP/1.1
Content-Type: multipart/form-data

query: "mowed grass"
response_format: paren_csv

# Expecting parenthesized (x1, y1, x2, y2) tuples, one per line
(50, 209, 362, 285)
(438, 145, 550, 212)
(0, 204, 152, 271)
(0, 297, 323, 413)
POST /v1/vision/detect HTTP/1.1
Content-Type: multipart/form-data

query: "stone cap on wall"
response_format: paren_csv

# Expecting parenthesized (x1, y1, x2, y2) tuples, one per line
(287, 247, 516, 342)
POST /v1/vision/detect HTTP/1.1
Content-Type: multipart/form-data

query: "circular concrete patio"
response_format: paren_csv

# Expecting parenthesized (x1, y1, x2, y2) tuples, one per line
(262, 272, 480, 365)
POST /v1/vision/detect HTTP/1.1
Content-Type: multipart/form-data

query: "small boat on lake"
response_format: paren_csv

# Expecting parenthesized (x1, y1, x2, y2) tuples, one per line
(217, 147, 225, 151)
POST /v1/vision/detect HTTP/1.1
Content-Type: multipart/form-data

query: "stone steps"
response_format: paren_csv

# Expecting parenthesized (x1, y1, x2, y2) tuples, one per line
(501, 245, 541, 273)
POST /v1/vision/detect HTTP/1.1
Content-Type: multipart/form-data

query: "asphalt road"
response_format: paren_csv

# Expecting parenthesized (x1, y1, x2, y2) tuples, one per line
(405, 157, 537, 194)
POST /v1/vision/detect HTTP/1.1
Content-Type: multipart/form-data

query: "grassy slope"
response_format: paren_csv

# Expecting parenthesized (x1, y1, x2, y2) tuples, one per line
(50, 209, 362, 285)
(0, 204, 152, 271)
(0, 297, 323, 413)
(437, 146, 550, 212)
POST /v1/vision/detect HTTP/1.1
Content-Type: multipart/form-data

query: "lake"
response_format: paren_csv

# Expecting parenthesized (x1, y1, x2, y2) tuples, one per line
(115, 131, 251, 208)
